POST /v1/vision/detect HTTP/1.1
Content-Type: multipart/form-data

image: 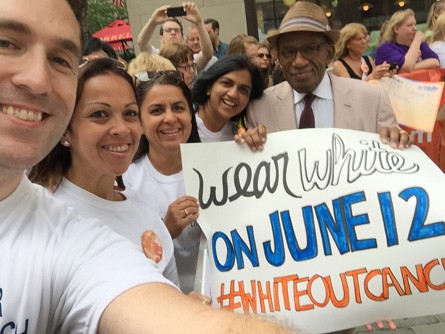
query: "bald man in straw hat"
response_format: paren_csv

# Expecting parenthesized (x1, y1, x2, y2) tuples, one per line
(242, 1, 411, 152)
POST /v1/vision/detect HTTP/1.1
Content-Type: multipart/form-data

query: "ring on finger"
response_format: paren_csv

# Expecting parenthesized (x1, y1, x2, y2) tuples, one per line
(184, 208, 189, 217)
(201, 298, 212, 305)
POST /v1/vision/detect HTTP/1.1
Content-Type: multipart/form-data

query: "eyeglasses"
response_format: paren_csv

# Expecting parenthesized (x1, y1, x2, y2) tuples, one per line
(279, 42, 326, 61)
(176, 62, 197, 73)
(164, 27, 181, 34)
(257, 53, 271, 59)
(79, 56, 127, 70)
(134, 70, 184, 84)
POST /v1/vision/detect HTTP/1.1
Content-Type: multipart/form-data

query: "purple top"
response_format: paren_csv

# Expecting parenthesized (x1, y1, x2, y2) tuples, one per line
(375, 41, 438, 72)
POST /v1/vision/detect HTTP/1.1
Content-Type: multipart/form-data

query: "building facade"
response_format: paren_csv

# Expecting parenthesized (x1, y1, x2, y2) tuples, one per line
(126, 0, 437, 53)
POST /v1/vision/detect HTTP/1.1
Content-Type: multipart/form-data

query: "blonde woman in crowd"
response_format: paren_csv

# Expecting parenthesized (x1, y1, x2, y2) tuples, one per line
(429, 14, 445, 67)
(375, 9, 439, 73)
(332, 23, 392, 80)
(127, 52, 176, 80)
(426, 0, 445, 40)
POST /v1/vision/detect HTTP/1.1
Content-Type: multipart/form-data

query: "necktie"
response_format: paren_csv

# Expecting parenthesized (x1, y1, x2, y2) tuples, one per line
(299, 93, 316, 129)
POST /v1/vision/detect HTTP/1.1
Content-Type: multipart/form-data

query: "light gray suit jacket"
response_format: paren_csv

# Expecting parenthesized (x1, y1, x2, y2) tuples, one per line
(247, 72, 398, 133)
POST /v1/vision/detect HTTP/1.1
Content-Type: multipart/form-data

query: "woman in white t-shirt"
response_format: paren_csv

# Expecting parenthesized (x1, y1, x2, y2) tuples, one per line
(28, 57, 179, 285)
(123, 72, 202, 293)
(191, 54, 264, 142)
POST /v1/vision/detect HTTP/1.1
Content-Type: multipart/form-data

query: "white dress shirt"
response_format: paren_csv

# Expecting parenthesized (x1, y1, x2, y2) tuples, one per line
(293, 72, 334, 128)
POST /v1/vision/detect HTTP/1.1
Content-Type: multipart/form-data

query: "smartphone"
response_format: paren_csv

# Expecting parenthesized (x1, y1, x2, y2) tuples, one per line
(389, 62, 397, 71)
(167, 6, 186, 17)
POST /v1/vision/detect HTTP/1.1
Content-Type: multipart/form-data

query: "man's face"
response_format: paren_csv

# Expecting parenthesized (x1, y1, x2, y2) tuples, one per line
(186, 28, 201, 54)
(278, 31, 333, 93)
(0, 0, 81, 175)
(244, 43, 259, 66)
(205, 23, 218, 43)
(160, 21, 183, 45)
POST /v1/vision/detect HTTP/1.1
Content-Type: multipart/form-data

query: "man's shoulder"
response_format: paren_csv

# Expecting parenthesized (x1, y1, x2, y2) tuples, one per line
(261, 81, 292, 99)
(248, 82, 293, 111)
(248, 81, 293, 115)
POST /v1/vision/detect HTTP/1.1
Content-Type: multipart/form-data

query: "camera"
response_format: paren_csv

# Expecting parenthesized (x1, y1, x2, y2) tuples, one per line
(389, 62, 397, 71)
(167, 6, 186, 17)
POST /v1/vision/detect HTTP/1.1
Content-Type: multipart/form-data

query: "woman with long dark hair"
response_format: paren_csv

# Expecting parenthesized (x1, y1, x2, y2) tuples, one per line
(29, 57, 178, 284)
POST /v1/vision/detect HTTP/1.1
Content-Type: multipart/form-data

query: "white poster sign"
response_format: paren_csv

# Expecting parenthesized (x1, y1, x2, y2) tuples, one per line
(371, 75, 443, 132)
(181, 129, 445, 333)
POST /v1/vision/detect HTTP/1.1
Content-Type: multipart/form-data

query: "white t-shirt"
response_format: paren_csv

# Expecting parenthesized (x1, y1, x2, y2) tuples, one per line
(52, 178, 179, 286)
(123, 156, 201, 293)
(0, 176, 173, 333)
(195, 112, 235, 142)
(430, 41, 445, 68)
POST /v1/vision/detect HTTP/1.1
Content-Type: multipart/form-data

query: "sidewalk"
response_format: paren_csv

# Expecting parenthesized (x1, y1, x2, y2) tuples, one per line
(355, 314, 445, 333)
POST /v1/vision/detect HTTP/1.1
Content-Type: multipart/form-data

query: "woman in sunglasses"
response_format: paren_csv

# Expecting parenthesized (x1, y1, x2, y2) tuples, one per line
(28, 57, 179, 285)
(256, 43, 272, 89)
(192, 54, 264, 142)
(123, 71, 202, 294)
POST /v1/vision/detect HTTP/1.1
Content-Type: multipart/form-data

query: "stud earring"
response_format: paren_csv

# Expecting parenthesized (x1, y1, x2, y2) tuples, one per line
(61, 140, 70, 147)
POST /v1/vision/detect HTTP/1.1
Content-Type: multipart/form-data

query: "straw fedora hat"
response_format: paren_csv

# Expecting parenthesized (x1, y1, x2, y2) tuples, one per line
(268, 1, 339, 49)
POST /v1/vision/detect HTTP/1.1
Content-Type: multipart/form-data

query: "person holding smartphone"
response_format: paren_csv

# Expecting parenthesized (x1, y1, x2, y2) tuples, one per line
(138, 2, 214, 74)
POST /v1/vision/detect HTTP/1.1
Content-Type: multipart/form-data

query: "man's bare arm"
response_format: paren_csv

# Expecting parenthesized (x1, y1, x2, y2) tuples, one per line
(98, 283, 294, 334)
(138, 5, 169, 53)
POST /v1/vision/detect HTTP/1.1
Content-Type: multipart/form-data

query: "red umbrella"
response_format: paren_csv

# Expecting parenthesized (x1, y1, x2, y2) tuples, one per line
(93, 19, 132, 45)
(109, 41, 132, 51)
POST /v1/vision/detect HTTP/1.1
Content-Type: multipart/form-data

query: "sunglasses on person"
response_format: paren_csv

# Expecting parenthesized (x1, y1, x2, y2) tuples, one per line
(79, 56, 128, 70)
(134, 70, 184, 84)
(257, 53, 271, 59)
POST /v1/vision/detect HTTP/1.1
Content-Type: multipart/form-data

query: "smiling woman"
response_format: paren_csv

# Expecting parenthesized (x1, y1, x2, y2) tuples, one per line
(123, 72, 201, 293)
(192, 54, 264, 142)
(28, 57, 179, 285)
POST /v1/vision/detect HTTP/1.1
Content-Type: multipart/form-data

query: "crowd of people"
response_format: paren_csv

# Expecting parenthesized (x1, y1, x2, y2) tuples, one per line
(2, 0, 442, 332)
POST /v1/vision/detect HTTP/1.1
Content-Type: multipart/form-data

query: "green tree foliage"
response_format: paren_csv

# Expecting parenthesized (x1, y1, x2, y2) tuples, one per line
(86, 0, 128, 35)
